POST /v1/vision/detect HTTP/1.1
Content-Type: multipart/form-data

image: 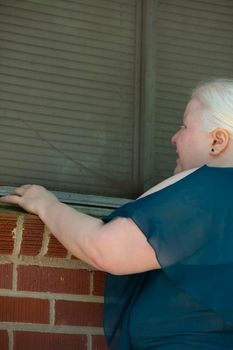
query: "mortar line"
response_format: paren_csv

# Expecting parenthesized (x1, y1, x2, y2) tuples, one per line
(12, 263, 17, 291)
(38, 226, 50, 257)
(0, 323, 104, 335)
(87, 333, 92, 350)
(0, 255, 94, 270)
(50, 299, 55, 325)
(8, 329, 13, 350)
(0, 289, 103, 302)
(90, 270, 94, 295)
(12, 214, 24, 257)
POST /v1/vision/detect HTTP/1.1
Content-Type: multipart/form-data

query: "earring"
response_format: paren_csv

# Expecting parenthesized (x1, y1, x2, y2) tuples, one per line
(211, 148, 215, 152)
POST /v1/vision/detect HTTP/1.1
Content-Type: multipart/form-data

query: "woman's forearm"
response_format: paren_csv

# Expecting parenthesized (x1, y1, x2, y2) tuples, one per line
(38, 200, 104, 269)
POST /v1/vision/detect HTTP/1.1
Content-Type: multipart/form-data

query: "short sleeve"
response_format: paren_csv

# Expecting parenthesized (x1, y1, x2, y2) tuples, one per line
(102, 165, 233, 326)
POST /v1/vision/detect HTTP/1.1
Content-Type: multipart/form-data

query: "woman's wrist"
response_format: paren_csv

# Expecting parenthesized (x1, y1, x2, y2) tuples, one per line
(37, 197, 61, 222)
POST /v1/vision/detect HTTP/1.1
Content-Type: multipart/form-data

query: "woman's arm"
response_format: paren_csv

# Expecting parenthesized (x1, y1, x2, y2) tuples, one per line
(0, 168, 198, 275)
(0, 185, 158, 274)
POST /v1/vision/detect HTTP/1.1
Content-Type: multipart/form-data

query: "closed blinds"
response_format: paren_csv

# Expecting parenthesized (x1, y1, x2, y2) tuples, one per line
(0, 0, 139, 197)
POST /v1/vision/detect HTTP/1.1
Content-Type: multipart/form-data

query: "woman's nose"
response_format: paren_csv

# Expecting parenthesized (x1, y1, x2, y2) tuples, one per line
(171, 131, 178, 145)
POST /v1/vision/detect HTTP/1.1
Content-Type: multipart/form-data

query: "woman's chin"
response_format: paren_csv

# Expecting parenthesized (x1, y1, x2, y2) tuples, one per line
(173, 163, 182, 174)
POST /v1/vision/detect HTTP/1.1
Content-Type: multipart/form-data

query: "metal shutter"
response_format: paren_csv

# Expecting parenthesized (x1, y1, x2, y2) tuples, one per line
(0, 0, 140, 197)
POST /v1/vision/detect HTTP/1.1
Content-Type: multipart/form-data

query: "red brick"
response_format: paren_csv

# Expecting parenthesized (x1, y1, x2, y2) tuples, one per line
(55, 300, 103, 327)
(92, 271, 106, 296)
(0, 264, 13, 289)
(92, 335, 109, 350)
(20, 215, 44, 256)
(18, 266, 90, 294)
(14, 331, 87, 350)
(0, 214, 17, 254)
(0, 330, 8, 350)
(46, 235, 67, 257)
(0, 296, 49, 323)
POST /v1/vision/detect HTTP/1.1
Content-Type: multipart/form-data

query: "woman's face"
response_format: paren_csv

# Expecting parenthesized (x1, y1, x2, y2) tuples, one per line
(171, 98, 211, 174)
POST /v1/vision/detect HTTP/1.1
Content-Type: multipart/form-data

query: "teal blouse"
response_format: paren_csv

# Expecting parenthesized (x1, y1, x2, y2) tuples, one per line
(102, 165, 233, 349)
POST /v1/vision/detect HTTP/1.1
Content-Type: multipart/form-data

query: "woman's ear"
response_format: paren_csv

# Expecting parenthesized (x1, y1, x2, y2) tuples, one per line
(209, 128, 230, 155)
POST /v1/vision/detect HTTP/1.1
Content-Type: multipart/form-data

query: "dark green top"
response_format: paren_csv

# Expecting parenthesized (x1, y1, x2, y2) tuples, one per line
(102, 165, 233, 349)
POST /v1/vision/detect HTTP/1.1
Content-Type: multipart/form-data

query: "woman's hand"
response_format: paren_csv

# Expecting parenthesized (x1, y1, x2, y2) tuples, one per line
(0, 184, 59, 216)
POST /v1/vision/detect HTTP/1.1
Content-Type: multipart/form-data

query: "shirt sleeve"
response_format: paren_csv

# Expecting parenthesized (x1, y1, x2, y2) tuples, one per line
(102, 165, 233, 326)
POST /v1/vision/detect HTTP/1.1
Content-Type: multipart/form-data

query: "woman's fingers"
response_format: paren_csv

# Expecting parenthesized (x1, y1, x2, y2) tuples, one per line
(0, 184, 55, 215)
(0, 194, 22, 205)
(12, 185, 32, 196)
(0, 185, 33, 205)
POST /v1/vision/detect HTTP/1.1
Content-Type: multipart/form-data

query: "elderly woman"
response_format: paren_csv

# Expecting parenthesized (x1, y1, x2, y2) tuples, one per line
(1, 79, 233, 349)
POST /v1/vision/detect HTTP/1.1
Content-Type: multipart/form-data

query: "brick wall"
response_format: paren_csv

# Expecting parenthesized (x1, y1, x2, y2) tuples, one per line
(0, 211, 109, 350)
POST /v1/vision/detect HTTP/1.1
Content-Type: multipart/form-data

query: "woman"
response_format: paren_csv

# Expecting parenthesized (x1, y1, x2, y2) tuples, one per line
(1, 79, 233, 349)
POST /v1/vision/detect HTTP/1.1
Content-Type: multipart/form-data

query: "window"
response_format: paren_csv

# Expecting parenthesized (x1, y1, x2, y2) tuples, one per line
(0, 0, 141, 198)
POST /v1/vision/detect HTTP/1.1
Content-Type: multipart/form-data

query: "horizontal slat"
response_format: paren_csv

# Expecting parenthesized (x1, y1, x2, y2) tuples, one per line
(156, 97, 187, 110)
(0, 107, 132, 128)
(0, 90, 133, 118)
(0, 51, 133, 85)
(193, 0, 233, 7)
(158, 0, 233, 20)
(0, 160, 133, 188)
(0, 147, 132, 176)
(158, 33, 233, 54)
(21, 0, 135, 22)
(157, 45, 233, 63)
(0, 149, 132, 173)
(68, 0, 135, 13)
(158, 22, 233, 42)
(0, 32, 134, 66)
(157, 55, 233, 75)
(0, 111, 133, 137)
(0, 13, 134, 48)
(159, 0, 233, 20)
(0, 7, 134, 41)
(0, 128, 132, 152)
(0, 101, 132, 126)
(0, 133, 132, 158)
(0, 21, 135, 55)
(0, 156, 132, 180)
(1, 2, 135, 31)
(0, 158, 133, 186)
(157, 67, 233, 85)
(0, 80, 133, 110)
(156, 77, 204, 91)
(158, 11, 233, 32)
(152, 145, 175, 156)
(1, 71, 133, 102)
(85, 0, 136, 6)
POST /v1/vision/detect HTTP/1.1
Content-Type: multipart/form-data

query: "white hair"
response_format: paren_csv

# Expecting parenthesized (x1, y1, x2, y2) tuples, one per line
(191, 79, 233, 137)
